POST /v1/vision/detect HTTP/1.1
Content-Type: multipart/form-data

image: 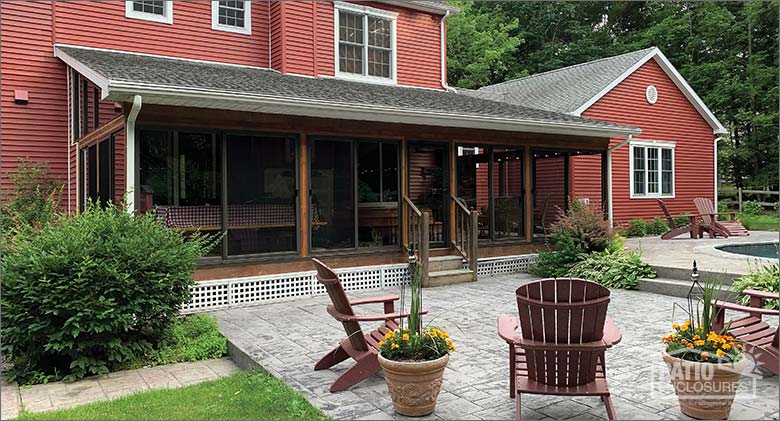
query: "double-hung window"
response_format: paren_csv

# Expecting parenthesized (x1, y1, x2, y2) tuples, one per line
(335, 2, 397, 83)
(125, 0, 172, 24)
(212, 1, 251, 34)
(630, 141, 675, 198)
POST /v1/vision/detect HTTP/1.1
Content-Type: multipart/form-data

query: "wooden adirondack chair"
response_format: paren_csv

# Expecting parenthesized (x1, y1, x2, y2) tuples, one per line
(713, 289, 780, 375)
(656, 199, 702, 239)
(694, 197, 749, 237)
(312, 258, 427, 392)
(498, 278, 622, 420)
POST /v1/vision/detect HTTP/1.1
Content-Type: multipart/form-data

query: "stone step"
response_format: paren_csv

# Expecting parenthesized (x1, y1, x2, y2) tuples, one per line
(426, 268, 475, 288)
(428, 255, 465, 272)
(638, 277, 738, 302)
(650, 265, 741, 286)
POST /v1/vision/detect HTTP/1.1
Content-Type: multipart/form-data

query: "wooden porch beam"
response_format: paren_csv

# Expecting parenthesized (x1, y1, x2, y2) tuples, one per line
(524, 145, 533, 242)
(448, 140, 456, 248)
(400, 138, 408, 249)
(299, 134, 310, 257)
(75, 114, 124, 149)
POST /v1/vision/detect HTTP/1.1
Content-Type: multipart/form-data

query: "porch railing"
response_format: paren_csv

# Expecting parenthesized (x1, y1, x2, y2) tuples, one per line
(403, 195, 429, 286)
(451, 195, 478, 278)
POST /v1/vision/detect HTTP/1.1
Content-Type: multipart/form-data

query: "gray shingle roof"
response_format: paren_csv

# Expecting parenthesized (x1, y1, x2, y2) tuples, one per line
(57, 46, 639, 137)
(476, 48, 657, 114)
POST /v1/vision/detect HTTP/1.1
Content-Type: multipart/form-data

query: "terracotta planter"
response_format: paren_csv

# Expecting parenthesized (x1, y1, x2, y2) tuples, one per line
(663, 352, 747, 420)
(377, 353, 449, 417)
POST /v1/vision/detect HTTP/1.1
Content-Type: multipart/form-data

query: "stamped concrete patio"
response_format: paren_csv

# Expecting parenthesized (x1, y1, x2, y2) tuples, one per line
(214, 273, 780, 420)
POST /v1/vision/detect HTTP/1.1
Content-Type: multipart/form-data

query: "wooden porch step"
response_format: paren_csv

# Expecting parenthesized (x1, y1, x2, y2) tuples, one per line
(426, 268, 476, 288)
(428, 255, 465, 272)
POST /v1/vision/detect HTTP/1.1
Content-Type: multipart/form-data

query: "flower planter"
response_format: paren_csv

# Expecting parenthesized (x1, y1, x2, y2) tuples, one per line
(378, 353, 449, 417)
(663, 352, 748, 420)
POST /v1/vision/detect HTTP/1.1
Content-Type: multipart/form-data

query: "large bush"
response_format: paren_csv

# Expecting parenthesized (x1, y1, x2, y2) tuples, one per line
(732, 262, 780, 309)
(1, 204, 217, 383)
(647, 217, 669, 236)
(1, 159, 62, 248)
(567, 248, 655, 289)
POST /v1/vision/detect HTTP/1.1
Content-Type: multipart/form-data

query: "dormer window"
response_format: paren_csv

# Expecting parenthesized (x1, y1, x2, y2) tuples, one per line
(212, 1, 251, 35)
(334, 2, 397, 84)
(125, 0, 172, 24)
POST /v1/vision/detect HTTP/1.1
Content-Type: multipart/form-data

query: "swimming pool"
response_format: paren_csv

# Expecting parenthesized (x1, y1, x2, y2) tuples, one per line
(717, 242, 779, 260)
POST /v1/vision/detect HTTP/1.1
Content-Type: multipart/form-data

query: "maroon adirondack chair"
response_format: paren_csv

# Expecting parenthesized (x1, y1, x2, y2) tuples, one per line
(713, 289, 780, 375)
(656, 199, 702, 239)
(694, 197, 749, 238)
(312, 258, 427, 392)
(498, 278, 622, 420)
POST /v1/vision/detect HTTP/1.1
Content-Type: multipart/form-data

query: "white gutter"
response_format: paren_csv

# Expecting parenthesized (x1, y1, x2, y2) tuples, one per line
(108, 84, 641, 139)
(439, 11, 455, 92)
(714, 135, 722, 211)
(125, 95, 142, 213)
(606, 135, 634, 226)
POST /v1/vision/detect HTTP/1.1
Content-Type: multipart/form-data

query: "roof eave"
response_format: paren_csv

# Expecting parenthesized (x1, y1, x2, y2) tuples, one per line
(107, 83, 640, 139)
(379, 1, 459, 15)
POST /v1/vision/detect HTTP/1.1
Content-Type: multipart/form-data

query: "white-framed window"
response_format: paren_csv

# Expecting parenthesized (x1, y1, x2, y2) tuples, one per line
(334, 1, 397, 84)
(125, 0, 173, 24)
(211, 1, 251, 35)
(457, 146, 477, 156)
(630, 140, 675, 198)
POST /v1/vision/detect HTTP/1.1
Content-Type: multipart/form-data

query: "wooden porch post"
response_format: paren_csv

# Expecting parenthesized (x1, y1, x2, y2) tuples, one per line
(449, 140, 456, 247)
(299, 134, 310, 257)
(524, 145, 533, 241)
(401, 138, 408, 249)
(563, 152, 571, 210)
(601, 151, 609, 220)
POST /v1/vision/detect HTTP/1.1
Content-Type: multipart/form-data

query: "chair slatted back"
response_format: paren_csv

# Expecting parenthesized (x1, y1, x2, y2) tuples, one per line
(516, 278, 610, 387)
(657, 199, 677, 229)
(312, 258, 368, 352)
(694, 197, 716, 226)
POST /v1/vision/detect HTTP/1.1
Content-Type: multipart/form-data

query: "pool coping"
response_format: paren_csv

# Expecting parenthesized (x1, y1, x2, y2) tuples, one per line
(694, 240, 778, 265)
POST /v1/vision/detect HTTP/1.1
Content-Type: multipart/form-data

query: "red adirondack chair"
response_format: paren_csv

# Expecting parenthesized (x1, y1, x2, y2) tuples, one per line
(713, 289, 780, 375)
(656, 199, 702, 239)
(312, 258, 427, 392)
(694, 197, 749, 238)
(498, 278, 622, 420)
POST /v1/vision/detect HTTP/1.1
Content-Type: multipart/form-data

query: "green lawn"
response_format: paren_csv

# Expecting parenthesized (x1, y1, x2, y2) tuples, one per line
(737, 214, 780, 231)
(17, 371, 328, 420)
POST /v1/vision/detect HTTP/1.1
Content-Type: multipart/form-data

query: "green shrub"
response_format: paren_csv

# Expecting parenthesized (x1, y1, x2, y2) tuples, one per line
(529, 234, 584, 278)
(737, 214, 780, 231)
(672, 212, 692, 228)
(647, 217, 670, 236)
(717, 199, 732, 213)
(1, 204, 218, 384)
(623, 218, 647, 237)
(1, 159, 62, 248)
(551, 201, 615, 253)
(732, 263, 780, 309)
(151, 315, 227, 366)
(567, 248, 656, 289)
(741, 201, 763, 216)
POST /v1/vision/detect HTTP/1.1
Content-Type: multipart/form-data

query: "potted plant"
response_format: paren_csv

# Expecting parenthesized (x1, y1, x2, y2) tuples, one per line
(377, 253, 455, 417)
(661, 263, 747, 420)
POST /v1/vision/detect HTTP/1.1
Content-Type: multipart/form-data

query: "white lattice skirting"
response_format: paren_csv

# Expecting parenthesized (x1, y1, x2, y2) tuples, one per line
(183, 254, 538, 314)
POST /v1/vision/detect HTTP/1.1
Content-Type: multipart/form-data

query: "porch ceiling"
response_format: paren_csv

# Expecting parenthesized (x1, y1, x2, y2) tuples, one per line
(54, 44, 641, 139)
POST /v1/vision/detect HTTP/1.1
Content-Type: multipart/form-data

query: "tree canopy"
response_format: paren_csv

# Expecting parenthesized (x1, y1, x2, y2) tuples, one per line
(447, 1, 779, 190)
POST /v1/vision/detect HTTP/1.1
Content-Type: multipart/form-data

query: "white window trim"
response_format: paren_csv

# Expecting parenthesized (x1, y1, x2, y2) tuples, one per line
(211, 1, 251, 35)
(629, 139, 676, 199)
(125, 1, 173, 24)
(334, 1, 398, 85)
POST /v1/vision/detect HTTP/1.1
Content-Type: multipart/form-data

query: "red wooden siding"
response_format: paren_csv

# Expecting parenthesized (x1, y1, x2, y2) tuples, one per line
(534, 157, 566, 226)
(578, 59, 716, 224)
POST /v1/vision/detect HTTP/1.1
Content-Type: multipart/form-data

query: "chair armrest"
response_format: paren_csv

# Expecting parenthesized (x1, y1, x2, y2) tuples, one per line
(714, 300, 779, 316)
(327, 305, 428, 322)
(742, 290, 780, 301)
(349, 295, 400, 306)
(498, 315, 520, 343)
(516, 338, 609, 352)
(603, 318, 622, 347)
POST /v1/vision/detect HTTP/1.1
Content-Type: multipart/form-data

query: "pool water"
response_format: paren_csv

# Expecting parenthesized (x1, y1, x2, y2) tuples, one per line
(718, 242, 780, 260)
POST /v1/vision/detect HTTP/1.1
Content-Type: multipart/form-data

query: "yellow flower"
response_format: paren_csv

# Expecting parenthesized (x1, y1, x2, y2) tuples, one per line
(680, 324, 689, 332)
(687, 343, 694, 349)
(448, 345, 456, 351)
(721, 343, 731, 350)
(672, 323, 680, 330)
(402, 333, 410, 341)
(440, 331, 449, 339)
(384, 331, 393, 340)
(445, 339, 453, 346)
(716, 349, 726, 357)
(693, 335, 701, 340)
(379, 340, 385, 347)
(684, 320, 691, 326)
(391, 343, 399, 350)
(694, 340, 705, 346)
(701, 352, 710, 360)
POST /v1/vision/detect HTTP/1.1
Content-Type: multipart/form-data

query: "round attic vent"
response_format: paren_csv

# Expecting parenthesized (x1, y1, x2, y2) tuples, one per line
(646, 85, 658, 104)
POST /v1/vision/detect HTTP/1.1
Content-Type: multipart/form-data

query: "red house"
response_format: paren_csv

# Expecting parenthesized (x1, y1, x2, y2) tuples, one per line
(476, 48, 727, 225)
(2, 1, 646, 304)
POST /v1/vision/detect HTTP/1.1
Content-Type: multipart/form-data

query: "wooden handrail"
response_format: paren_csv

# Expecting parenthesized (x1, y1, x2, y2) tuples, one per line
(450, 194, 471, 215)
(403, 196, 422, 217)
(402, 195, 429, 287)
(450, 195, 478, 279)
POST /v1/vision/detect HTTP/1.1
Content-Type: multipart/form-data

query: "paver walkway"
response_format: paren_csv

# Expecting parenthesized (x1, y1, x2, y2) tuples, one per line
(214, 273, 780, 420)
(1, 358, 238, 419)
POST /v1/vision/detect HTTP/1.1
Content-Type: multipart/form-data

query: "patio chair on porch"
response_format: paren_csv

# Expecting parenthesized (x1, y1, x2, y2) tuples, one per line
(312, 258, 427, 392)
(713, 289, 780, 375)
(656, 199, 702, 239)
(498, 278, 622, 420)
(694, 197, 749, 238)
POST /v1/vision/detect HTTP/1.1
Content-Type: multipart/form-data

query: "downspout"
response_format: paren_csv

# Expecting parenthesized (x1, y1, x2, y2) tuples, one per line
(439, 11, 455, 92)
(125, 95, 142, 213)
(606, 135, 633, 226)
(713, 135, 722, 212)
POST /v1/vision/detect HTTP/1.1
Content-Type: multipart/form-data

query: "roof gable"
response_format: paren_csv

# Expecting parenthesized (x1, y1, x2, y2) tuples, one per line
(477, 47, 726, 134)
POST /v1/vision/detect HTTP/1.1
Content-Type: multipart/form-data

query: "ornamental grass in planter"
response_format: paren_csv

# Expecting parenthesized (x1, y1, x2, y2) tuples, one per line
(377, 256, 455, 417)
(661, 267, 747, 420)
